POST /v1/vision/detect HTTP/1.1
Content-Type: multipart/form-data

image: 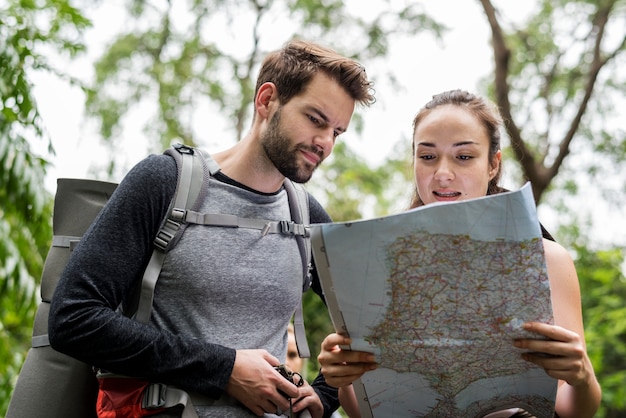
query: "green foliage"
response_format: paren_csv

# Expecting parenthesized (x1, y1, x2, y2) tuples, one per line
(0, 0, 90, 414)
(308, 139, 413, 222)
(301, 288, 335, 377)
(558, 221, 626, 417)
(577, 247, 626, 416)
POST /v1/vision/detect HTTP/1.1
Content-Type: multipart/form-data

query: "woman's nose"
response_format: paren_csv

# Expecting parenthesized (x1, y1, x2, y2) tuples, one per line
(434, 160, 454, 181)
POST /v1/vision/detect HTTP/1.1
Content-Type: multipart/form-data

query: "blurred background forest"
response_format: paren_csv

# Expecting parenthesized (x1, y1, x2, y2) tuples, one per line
(1, 0, 625, 416)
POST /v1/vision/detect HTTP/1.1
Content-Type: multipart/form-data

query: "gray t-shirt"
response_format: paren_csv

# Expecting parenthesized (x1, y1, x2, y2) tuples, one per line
(49, 153, 336, 417)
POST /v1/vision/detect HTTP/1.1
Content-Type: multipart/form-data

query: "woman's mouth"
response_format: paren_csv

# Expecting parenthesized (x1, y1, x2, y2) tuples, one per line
(433, 190, 462, 199)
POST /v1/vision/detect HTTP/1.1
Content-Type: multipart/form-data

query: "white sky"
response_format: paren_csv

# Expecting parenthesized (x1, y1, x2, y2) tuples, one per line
(30, 1, 625, 249)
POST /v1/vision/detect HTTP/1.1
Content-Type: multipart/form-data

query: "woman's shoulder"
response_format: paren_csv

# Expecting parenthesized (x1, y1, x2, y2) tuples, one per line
(541, 238, 573, 264)
(542, 237, 580, 296)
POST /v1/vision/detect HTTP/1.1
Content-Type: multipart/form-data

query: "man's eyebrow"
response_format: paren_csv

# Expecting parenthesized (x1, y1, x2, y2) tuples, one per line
(309, 106, 347, 134)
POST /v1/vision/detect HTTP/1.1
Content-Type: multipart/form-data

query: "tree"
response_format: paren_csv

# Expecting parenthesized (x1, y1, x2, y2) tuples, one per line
(0, 0, 90, 414)
(479, 0, 626, 204)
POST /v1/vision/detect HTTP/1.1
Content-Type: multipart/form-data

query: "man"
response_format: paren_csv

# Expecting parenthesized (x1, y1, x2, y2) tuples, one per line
(48, 39, 374, 418)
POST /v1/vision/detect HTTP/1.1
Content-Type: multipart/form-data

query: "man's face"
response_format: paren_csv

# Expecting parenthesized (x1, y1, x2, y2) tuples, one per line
(260, 72, 355, 183)
(260, 108, 319, 183)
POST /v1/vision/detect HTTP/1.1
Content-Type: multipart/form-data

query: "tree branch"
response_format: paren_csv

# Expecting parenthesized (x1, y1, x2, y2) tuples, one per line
(478, 0, 542, 196)
(548, 3, 614, 180)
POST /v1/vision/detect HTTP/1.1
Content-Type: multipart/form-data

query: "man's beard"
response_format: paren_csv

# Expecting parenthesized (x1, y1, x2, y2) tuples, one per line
(261, 109, 323, 183)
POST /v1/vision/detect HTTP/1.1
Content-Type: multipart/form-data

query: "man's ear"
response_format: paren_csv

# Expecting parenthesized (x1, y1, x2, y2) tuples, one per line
(255, 82, 278, 120)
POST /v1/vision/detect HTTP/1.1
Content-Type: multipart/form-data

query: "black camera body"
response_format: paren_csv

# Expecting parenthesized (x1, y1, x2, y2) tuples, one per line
(274, 364, 304, 397)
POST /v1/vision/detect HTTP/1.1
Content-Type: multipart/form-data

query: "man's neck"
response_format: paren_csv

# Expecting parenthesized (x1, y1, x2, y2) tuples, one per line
(212, 138, 285, 193)
(213, 171, 282, 196)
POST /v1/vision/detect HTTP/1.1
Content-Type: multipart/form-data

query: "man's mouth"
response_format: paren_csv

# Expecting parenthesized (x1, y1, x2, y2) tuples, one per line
(300, 148, 322, 166)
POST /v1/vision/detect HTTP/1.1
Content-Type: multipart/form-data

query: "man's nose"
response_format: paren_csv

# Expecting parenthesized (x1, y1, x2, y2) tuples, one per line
(313, 129, 335, 157)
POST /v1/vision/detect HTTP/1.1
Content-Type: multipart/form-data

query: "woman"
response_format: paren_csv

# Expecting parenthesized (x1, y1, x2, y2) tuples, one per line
(318, 90, 601, 418)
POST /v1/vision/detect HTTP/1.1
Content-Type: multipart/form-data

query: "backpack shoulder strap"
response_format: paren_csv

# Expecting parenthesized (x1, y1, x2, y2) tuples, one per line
(283, 179, 312, 358)
(132, 144, 208, 323)
(283, 180, 312, 291)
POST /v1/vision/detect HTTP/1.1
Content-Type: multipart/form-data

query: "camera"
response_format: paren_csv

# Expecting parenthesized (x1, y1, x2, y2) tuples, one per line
(274, 364, 303, 397)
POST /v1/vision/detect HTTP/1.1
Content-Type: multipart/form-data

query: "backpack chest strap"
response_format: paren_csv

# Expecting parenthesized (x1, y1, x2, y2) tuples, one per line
(182, 210, 310, 237)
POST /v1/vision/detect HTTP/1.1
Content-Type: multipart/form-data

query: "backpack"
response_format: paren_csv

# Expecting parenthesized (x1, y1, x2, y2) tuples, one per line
(6, 143, 312, 418)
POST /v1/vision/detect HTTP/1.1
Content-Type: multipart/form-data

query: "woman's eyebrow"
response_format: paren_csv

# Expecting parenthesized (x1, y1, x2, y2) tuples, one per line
(415, 141, 435, 148)
(415, 140, 481, 148)
(453, 140, 480, 147)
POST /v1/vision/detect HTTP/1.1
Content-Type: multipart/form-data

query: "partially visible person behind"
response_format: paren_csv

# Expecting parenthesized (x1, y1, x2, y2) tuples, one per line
(317, 89, 601, 418)
(48, 39, 375, 418)
(286, 324, 357, 418)
(286, 323, 305, 378)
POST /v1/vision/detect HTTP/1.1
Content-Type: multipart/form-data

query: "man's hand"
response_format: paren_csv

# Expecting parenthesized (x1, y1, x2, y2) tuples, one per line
(318, 333, 377, 388)
(226, 349, 299, 416)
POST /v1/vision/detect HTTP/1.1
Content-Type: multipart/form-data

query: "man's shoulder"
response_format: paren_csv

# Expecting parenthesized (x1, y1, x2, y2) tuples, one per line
(125, 153, 178, 184)
(136, 152, 178, 175)
(111, 153, 179, 207)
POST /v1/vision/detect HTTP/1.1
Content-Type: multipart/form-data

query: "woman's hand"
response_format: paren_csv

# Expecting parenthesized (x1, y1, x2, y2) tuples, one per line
(318, 333, 378, 388)
(514, 322, 592, 387)
(290, 381, 323, 418)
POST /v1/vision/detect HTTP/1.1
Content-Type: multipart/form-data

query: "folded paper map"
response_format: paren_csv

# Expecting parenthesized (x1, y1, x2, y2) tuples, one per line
(311, 183, 557, 418)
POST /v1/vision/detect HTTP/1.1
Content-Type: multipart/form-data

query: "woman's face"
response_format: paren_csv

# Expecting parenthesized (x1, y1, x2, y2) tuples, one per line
(413, 105, 501, 205)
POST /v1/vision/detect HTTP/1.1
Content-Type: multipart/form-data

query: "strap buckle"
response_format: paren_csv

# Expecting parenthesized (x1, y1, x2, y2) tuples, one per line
(279, 221, 310, 237)
(279, 220, 296, 236)
(154, 218, 181, 250)
(142, 382, 167, 409)
(172, 143, 195, 155)
(170, 208, 186, 222)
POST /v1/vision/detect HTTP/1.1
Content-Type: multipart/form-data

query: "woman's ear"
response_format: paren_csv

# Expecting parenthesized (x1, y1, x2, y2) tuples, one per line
(489, 150, 502, 179)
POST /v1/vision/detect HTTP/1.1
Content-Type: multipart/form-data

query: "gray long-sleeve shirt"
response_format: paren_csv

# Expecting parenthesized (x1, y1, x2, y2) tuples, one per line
(48, 152, 337, 417)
